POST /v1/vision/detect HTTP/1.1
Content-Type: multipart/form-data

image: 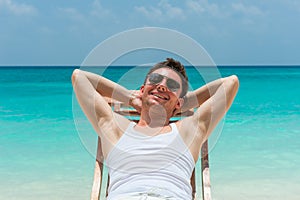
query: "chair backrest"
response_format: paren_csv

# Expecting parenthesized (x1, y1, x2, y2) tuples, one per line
(91, 98, 212, 200)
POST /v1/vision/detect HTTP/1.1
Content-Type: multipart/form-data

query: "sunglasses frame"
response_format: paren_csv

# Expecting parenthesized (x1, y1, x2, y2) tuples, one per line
(147, 73, 181, 92)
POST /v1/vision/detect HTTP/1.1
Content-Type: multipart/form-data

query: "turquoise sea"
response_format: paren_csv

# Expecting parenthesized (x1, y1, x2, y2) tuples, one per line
(1, 66, 300, 200)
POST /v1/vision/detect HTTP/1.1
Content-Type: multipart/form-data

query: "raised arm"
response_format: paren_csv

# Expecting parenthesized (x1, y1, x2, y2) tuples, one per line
(71, 69, 137, 131)
(198, 75, 238, 141)
(180, 77, 227, 113)
(74, 69, 136, 102)
(72, 69, 112, 129)
(181, 75, 239, 147)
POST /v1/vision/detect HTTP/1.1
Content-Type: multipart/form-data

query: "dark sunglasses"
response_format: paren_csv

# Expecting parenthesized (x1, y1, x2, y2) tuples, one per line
(147, 73, 181, 92)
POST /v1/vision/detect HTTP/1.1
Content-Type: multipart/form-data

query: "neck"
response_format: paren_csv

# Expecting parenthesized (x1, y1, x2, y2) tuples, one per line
(136, 115, 171, 136)
(138, 105, 171, 128)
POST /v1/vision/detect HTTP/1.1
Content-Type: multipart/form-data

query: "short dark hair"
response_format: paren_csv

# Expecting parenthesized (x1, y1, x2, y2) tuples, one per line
(145, 58, 188, 97)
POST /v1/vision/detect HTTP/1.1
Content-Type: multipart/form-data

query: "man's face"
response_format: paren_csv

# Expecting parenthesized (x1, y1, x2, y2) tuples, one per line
(141, 67, 183, 114)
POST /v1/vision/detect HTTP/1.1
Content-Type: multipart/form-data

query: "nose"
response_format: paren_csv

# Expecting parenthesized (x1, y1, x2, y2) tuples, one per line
(157, 84, 168, 92)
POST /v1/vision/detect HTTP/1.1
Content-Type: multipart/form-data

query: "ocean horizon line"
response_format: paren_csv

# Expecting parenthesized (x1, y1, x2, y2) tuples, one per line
(0, 65, 300, 69)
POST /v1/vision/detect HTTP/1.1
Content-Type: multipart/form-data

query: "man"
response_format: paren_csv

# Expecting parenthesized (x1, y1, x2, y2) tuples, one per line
(72, 58, 239, 200)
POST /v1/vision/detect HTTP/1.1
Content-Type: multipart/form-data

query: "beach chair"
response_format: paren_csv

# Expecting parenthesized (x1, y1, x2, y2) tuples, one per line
(91, 98, 212, 200)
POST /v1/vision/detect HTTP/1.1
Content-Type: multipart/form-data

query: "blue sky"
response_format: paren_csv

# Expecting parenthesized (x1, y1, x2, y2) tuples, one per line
(0, 0, 300, 66)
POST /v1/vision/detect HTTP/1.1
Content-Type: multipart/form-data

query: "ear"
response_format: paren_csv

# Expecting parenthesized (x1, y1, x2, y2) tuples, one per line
(172, 97, 184, 116)
(175, 97, 184, 110)
(140, 85, 145, 93)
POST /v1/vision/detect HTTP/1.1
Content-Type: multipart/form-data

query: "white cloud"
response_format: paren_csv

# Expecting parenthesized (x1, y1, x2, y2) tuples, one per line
(135, 0, 185, 22)
(135, 6, 163, 20)
(0, 0, 37, 16)
(232, 3, 264, 16)
(186, 0, 205, 13)
(90, 0, 111, 19)
(58, 0, 113, 23)
(56, 0, 117, 35)
(186, 0, 265, 19)
(158, 0, 185, 20)
(283, 0, 300, 12)
(230, 3, 266, 26)
(59, 7, 85, 22)
(185, 0, 225, 18)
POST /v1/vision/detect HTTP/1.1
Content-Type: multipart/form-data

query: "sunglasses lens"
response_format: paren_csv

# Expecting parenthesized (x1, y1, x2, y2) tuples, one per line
(148, 73, 164, 84)
(167, 79, 180, 91)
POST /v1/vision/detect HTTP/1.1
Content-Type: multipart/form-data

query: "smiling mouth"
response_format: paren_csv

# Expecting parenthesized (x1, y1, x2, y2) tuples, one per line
(150, 92, 169, 100)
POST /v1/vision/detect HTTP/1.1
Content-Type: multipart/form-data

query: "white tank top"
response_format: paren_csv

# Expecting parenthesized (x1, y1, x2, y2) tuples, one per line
(105, 122, 195, 200)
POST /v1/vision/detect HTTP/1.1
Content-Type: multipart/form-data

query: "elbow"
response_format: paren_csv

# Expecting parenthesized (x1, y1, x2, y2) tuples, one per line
(71, 69, 81, 85)
(225, 75, 239, 109)
(228, 75, 239, 91)
(230, 75, 239, 85)
(233, 75, 239, 91)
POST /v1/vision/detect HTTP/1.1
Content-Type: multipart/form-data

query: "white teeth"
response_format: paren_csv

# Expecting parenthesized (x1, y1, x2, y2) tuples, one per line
(153, 94, 168, 100)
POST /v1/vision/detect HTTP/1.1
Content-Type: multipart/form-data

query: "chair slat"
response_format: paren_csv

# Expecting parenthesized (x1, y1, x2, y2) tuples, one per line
(201, 140, 212, 200)
(91, 138, 104, 200)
